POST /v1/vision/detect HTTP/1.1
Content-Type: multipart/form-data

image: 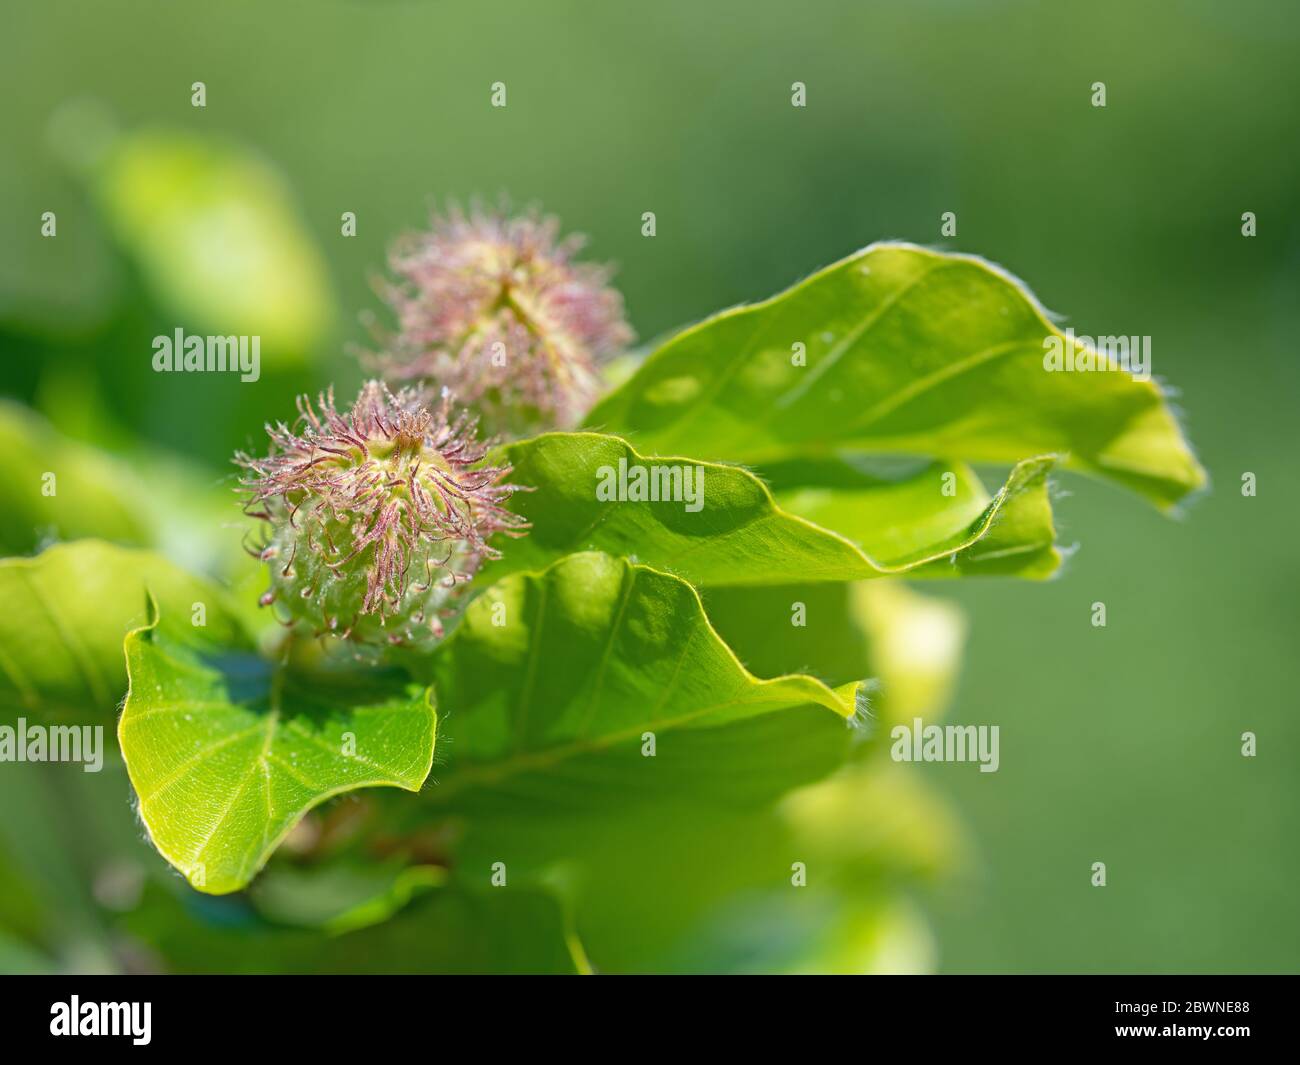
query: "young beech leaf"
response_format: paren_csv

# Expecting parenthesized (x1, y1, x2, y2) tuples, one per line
(764, 453, 1060, 579)
(483, 432, 1059, 587)
(248, 859, 447, 935)
(706, 580, 966, 725)
(94, 129, 331, 357)
(586, 243, 1205, 509)
(0, 402, 151, 555)
(421, 551, 865, 814)
(0, 540, 245, 718)
(0, 401, 268, 589)
(118, 609, 436, 894)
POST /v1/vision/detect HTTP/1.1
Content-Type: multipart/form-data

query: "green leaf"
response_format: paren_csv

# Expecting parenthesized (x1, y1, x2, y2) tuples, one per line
(376, 555, 971, 972)
(706, 580, 966, 727)
(845, 582, 967, 725)
(425, 552, 864, 814)
(248, 859, 446, 934)
(781, 761, 967, 889)
(0, 540, 245, 718)
(119, 880, 586, 974)
(413, 767, 959, 973)
(662, 885, 935, 975)
(118, 613, 437, 895)
(486, 432, 1060, 587)
(0, 401, 265, 600)
(586, 243, 1204, 509)
(0, 401, 151, 555)
(95, 129, 332, 357)
(760, 453, 1060, 578)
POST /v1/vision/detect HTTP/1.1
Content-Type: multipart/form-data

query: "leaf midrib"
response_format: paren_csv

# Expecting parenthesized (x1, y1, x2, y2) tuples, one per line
(660, 255, 950, 444)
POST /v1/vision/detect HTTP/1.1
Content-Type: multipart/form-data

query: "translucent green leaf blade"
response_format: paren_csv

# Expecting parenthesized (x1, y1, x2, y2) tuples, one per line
(586, 243, 1205, 508)
(0, 401, 267, 590)
(119, 617, 436, 895)
(486, 432, 1059, 586)
(426, 552, 864, 813)
(0, 402, 150, 555)
(766, 452, 1061, 579)
(0, 541, 245, 718)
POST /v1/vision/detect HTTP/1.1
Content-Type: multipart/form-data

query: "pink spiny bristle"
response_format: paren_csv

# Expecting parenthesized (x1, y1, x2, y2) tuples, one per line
(372, 203, 634, 430)
(234, 380, 529, 641)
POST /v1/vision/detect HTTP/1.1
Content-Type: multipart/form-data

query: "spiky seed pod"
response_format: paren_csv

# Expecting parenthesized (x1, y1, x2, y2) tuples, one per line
(236, 381, 528, 646)
(374, 204, 634, 434)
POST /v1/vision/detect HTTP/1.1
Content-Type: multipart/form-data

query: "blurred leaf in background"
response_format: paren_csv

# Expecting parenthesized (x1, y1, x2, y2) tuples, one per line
(90, 127, 331, 361)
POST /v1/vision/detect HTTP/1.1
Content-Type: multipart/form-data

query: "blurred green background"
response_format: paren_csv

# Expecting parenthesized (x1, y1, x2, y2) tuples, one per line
(1, 0, 1296, 972)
